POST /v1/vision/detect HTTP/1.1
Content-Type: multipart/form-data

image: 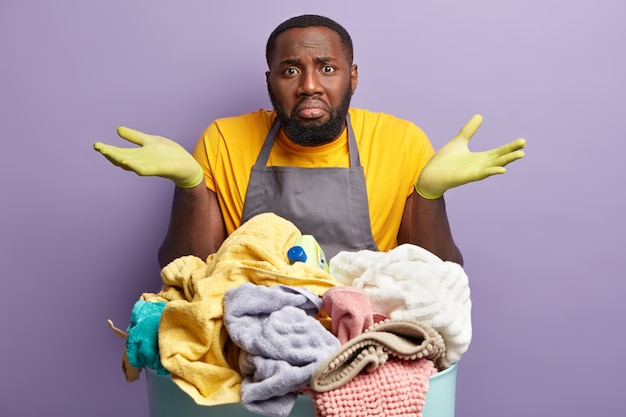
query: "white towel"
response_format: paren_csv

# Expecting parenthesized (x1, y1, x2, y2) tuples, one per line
(329, 244, 471, 366)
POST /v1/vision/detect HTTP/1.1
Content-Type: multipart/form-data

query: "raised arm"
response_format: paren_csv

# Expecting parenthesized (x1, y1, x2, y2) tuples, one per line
(398, 192, 463, 264)
(93, 127, 226, 267)
(399, 114, 526, 264)
(157, 184, 226, 267)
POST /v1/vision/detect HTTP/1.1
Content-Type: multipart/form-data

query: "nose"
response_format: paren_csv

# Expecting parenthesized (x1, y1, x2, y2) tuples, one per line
(298, 69, 323, 96)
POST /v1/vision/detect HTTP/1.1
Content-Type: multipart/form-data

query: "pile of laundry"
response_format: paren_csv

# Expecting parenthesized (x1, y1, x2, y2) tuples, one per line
(108, 213, 472, 417)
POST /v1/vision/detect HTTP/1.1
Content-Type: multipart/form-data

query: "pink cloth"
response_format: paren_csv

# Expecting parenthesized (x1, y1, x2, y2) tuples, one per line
(307, 357, 437, 417)
(322, 286, 374, 344)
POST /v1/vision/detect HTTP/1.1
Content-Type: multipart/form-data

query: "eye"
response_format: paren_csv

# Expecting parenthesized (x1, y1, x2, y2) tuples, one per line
(283, 67, 300, 77)
(321, 65, 335, 73)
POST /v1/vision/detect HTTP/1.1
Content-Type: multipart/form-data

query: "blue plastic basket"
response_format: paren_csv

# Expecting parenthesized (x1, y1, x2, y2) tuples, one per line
(146, 362, 457, 417)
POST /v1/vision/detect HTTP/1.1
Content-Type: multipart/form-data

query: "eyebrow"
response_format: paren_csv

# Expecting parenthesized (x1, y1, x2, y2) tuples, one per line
(279, 56, 337, 66)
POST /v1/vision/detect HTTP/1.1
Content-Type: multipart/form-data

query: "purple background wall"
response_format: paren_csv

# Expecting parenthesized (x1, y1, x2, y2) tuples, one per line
(1, 1, 624, 416)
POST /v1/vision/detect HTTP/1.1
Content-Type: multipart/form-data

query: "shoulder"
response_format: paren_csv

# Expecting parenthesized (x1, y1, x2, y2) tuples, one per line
(210, 109, 276, 135)
(196, 109, 275, 159)
(348, 108, 429, 141)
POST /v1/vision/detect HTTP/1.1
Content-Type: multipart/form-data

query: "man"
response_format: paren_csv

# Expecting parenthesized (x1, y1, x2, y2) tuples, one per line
(94, 15, 525, 268)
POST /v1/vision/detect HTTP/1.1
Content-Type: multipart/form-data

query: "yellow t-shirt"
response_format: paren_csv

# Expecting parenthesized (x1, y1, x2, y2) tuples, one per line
(192, 108, 434, 252)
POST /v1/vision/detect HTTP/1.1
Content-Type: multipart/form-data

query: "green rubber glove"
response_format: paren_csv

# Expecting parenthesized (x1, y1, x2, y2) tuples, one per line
(415, 115, 526, 199)
(93, 126, 204, 189)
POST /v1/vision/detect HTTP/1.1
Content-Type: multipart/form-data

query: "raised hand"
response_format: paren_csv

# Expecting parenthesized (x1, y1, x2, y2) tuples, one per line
(94, 127, 204, 189)
(415, 115, 526, 199)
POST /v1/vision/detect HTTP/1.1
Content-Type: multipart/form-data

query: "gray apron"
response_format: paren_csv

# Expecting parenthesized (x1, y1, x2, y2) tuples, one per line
(241, 115, 379, 259)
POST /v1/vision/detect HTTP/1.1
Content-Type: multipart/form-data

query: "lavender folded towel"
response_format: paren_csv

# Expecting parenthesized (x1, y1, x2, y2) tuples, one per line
(224, 283, 340, 417)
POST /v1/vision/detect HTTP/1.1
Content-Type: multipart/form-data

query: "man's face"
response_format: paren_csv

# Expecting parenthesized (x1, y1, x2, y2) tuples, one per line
(266, 26, 358, 146)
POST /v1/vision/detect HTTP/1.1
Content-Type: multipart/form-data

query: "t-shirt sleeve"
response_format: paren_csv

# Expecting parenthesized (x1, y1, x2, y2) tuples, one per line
(192, 122, 221, 192)
(403, 122, 435, 196)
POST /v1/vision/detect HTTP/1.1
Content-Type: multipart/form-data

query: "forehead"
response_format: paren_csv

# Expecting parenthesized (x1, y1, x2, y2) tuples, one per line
(270, 26, 348, 66)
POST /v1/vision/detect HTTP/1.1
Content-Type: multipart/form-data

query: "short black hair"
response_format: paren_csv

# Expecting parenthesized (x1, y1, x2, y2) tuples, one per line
(265, 14, 354, 66)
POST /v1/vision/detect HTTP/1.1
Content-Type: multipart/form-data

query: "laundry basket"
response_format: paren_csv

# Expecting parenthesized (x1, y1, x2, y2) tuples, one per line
(146, 362, 458, 417)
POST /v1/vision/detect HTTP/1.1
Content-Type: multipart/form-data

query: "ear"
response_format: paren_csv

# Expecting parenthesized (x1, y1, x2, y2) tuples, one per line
(350, 64, 358, 95)
(265, 71, 270, 86)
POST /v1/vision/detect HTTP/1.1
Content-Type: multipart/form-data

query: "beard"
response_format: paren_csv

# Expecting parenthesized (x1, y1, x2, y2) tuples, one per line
(268, 83, 353, 146)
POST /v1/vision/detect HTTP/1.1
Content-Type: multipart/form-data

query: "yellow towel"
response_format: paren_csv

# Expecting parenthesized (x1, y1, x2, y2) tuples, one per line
(152, 213, 341, 406)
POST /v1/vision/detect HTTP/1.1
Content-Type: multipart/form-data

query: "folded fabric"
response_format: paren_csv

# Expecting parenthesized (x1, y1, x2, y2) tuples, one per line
(307, 357, 437, 417)
(310, 319, 445, 392)
(329, 243, 471, 367)
(225, 283, 341, 417)
(224, 284, 328, 359)
(237, 354, 304, 417)
(322, 286, 373, 344)
(150, 213, 342, 406)
(125, 299, 169, 375)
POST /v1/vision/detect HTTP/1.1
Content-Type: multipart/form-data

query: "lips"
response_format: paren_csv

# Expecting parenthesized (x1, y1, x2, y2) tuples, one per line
(295, 100, 329, 119)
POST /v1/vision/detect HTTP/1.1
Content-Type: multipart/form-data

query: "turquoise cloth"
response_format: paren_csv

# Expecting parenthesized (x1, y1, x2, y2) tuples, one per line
(126, 299, 169, 375)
